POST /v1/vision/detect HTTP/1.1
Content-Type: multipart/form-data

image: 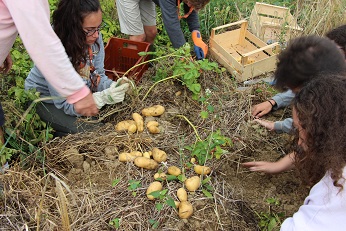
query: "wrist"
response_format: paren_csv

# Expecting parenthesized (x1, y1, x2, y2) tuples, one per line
(267, 99, 276, 109)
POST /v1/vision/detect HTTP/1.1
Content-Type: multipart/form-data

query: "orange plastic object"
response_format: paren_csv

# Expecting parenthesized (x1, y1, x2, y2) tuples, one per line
(104, 37, 151, 83)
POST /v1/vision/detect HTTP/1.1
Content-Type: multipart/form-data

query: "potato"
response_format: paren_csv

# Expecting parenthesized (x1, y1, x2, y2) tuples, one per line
(134, 157, 158, 170)
(132, 113, 144, 132)
(146, 181, 162, 200)
(142, 105, 165, 117)
(190, 158, 196, 164)
(178, 201, 193, 219)
(129, 151, 142, 157)
(115, 120, 136, 132)
(177, 188, 188, 202)
(152, 147, 167, 162)
(154, 172, 167, 180)
(147, 121, 160, 134)
(167, 166, 181, 176)
(118, 152, 137, 162)
(184, 176, 201, 192)
(174, 201, 180, 209)
(128, 124, 137, 134)
(143, 152, 151, 159)
(194, 165, 211, 175)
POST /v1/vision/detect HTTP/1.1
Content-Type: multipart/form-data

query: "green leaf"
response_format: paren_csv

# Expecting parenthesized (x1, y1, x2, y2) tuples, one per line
(202, 177, 212, 185)
(202, 189, 213, 198)
(109, 218, 120, 228)
(166, 175, 177, 181)
(207, 104, 214, 113)
(200, 111, 209, 119)
(149, 191, 161, 199)
(165, 197, 176, 208)
(155, 202, 163, 211)
(111, 178, 120, 187)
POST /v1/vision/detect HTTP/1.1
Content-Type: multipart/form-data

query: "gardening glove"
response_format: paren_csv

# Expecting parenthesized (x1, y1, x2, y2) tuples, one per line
(192, 30, 208, 60)
(92, 79, 129, 109)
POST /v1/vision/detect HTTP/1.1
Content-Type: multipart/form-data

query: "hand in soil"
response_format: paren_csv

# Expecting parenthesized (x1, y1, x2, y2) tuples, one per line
(253, 118, 275, 131)
(242, 161, 284, 174)
(251, 101, 273, 118)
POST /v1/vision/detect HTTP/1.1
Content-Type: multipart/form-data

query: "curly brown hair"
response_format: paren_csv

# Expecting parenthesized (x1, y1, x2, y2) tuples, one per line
(292, 74, 346, 189)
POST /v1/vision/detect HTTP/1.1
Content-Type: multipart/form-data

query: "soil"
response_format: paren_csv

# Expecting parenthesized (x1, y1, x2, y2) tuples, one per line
(0, 64, 310, 230)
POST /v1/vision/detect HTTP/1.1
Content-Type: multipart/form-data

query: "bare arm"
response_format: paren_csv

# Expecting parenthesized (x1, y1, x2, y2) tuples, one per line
(242, 152, 295, 174)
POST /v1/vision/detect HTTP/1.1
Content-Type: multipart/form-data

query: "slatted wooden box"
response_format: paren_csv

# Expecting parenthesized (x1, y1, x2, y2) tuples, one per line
(210, 20, 280, 81)
(249, 2, 303, 44)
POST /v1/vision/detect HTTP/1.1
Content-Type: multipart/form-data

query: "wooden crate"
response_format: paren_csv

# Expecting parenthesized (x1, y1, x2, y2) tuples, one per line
(210, 20, 280, 82)
(249, 2, 303, 44)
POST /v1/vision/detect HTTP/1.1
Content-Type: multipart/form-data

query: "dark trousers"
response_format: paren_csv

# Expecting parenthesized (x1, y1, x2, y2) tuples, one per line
(35, 102, 102, 137)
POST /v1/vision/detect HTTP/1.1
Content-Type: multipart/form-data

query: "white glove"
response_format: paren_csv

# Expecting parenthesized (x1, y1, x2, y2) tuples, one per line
(93, 80, 129, 109)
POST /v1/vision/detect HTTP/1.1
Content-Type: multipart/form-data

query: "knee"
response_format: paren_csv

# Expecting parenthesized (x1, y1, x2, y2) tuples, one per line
(146, 27, 157, 39)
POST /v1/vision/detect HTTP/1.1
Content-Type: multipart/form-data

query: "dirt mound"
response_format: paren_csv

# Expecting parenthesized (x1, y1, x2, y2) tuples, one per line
(0, 66, 308, 230)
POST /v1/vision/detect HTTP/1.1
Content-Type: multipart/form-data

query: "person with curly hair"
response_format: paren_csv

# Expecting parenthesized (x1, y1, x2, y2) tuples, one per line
(280, 74, 346, 230)
(252, 30, 346, 133)
(243, 35, 346, 174)
(25, 0, 129, 137)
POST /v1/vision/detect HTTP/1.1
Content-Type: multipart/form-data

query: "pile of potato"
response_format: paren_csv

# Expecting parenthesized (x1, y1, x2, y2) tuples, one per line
(115, 105, 214, 220)
(115, 105, 165, 134)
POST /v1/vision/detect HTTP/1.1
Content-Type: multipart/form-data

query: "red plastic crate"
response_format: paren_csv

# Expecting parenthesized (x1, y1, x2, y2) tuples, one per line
(104, 37, 151, 82)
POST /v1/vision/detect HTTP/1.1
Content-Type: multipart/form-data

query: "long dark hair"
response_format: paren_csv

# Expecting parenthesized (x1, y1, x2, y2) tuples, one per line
(52, 0, 101, 69)
(293, 74, 346, 189)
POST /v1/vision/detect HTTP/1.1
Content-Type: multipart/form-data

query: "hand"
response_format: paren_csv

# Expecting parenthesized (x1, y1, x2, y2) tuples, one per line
(93, 82, 129, 109)
(253, 118, 275, 131)
(242, 153, 296, 174)
(74, 92, 99, 116)
(192, 30, 208, 60)
(242, 161, 284, 174)
(252, 100, 275, 118)
(0, 53, 13, 74)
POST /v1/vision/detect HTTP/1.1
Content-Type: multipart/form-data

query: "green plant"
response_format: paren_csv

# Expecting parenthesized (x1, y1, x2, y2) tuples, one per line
(201, 176, 214, 198)
(127, 179, 141, 196)
(109, 217, 121, 229)
(185, 130, 233, 165)
(256, 198, 285, 231)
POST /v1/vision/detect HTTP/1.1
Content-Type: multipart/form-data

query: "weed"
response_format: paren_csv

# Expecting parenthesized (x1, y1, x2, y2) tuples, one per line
(127, 179, 141, 196)
(185, 130, 233, 165)
(109, 217, 121, 229)
(256, 198, 285, 231)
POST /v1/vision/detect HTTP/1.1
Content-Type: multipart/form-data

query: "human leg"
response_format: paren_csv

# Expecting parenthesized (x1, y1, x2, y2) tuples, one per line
(35, 102, 102, 137)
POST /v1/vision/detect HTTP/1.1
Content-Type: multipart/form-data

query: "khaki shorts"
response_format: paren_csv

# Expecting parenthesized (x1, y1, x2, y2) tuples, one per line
(116, 0, 156, 35)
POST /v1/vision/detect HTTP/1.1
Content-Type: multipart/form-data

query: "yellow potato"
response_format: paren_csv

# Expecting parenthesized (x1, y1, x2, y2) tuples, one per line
(115, 120, 136, 132)
(194, 165, 211, 175)
(142, 105, 165, 117)
(190, 158, 196, 164)
(154, 172, 167, 180)
(134, 157, 158, 170)
(152, 147, 167, 162)
(128, 124, 137, 134)
(174, 201, 180, 209)
(178, 201, 193, 219)
(118, 152, 137, 162)
(129, 151, 142, 157)
(132, 113, 144, 132)
(184, 176, 201, 192)
(143, 152, 151, 159)
(146, 181, 162, 200)
(147, 125, 160, 134)
(147, 121, 160, 134)
(177, 188, 188, 202)
(167, 166, 181, 176)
